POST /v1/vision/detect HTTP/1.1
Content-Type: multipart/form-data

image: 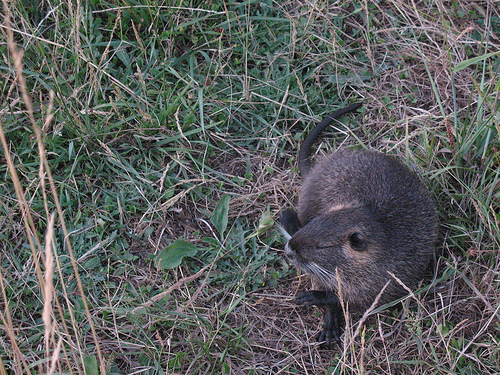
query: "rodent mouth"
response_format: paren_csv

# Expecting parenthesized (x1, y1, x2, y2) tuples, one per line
(284, 243, 299, 265)
(284, 243, 337, 288)
(284, 243, 294, 257)
(304, 261, 337, 288)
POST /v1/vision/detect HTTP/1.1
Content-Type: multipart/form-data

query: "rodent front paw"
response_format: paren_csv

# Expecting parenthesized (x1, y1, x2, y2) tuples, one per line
(295, 291, 327, 306)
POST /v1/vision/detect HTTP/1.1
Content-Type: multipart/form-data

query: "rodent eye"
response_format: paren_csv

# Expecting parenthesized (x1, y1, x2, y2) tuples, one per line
(349, 232, 367, 251)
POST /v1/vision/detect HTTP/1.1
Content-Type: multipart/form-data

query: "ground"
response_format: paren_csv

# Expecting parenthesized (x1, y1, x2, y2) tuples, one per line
(0, 1, 499, 374)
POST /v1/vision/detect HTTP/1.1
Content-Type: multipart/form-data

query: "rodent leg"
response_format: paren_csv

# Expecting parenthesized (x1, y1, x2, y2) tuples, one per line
(296, 291, 343, 346)
(296, 290, 337, 305)
(317, 303, 343, 346)
(279, 208, 302, 237)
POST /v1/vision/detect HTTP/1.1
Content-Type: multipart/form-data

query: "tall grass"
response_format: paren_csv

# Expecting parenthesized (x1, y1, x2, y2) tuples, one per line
(1, 0, 499, 374)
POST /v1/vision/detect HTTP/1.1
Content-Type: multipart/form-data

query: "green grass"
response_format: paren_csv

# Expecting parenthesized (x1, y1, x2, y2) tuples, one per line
(1, 0, 499, 374)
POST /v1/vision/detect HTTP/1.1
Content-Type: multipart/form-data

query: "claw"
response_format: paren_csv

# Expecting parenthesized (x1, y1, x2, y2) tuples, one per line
(295, 291, 344, 347)
(316, 324, 342, 347)
(296, 291, 327, 306)
(318, 303, 343, 346)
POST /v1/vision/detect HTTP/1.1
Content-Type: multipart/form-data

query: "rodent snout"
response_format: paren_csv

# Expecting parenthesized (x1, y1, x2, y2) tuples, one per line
(284, 242, 300, 268)
(284, 242, 295, 258)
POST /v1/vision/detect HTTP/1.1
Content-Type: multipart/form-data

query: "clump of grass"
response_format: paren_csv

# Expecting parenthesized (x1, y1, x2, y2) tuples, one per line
(1, 0, 499, 374)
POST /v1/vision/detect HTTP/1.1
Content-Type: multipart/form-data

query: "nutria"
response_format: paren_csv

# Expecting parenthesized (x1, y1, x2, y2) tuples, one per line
(280, 104, 438, 346)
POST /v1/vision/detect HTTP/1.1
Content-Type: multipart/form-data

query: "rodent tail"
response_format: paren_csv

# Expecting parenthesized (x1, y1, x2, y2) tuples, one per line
(298, 102, 362, 177)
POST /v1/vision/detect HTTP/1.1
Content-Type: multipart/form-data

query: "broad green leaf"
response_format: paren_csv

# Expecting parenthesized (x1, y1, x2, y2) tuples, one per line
(211, 194, 230, 237)
(257, 208, 274, 234)
(156, 239, 202, 270)
(248, 207, 275, 239)
(82, 355, 99, 375)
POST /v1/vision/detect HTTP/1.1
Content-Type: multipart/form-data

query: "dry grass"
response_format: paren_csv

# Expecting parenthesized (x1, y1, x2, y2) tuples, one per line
(1, 0, 499, 374)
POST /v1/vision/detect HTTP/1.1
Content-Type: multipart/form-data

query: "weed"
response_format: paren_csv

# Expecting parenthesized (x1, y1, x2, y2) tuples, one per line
(1, 0, 499, 374)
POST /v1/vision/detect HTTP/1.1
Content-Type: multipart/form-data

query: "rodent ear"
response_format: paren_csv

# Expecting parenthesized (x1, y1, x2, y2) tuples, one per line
(349, 232, 367, 251)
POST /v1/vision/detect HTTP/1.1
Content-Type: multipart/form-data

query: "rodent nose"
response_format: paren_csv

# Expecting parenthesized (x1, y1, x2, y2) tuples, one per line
(284, 243, 295, 258)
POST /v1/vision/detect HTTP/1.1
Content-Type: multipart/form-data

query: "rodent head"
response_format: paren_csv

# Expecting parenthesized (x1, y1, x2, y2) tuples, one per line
(285, 205, 388, 295)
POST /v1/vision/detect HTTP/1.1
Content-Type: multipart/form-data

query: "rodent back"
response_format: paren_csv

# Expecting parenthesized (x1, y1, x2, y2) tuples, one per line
(299, 150, 438, 254)
(298, 150, 435, 228)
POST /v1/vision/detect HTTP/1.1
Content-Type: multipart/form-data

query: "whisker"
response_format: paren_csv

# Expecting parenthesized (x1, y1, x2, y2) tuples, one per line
(303, 261, 337, 288)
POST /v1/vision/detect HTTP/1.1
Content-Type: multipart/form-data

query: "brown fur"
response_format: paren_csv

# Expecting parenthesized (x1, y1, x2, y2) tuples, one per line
(281, 105, 438, 344)
(290, 150, 438, 309)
